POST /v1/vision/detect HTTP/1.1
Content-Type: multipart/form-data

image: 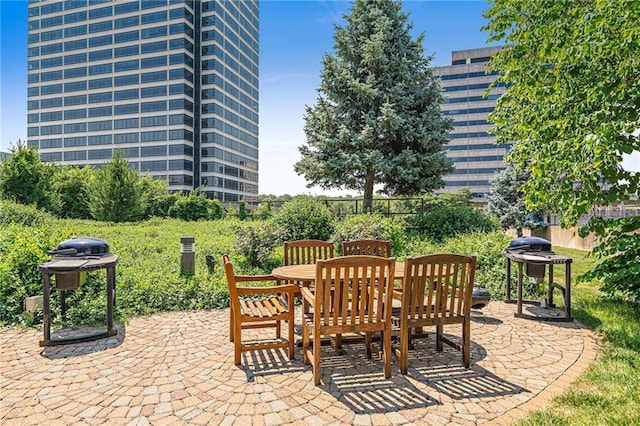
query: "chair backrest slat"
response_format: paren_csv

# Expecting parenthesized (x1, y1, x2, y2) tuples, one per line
(341, 239, 391, 258)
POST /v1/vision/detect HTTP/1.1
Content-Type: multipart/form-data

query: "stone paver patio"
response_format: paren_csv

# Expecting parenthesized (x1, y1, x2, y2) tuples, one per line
(1, 301, 597, 425)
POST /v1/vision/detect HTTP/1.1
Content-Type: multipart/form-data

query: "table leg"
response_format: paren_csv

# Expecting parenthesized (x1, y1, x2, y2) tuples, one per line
(41, 273, 51, 346)
(548, 264, 554, 307)
(107, 265, 115, 334)
(517, 262, 523, 316)
(505, 258, 512, 302)
(565, 262, 572, 320)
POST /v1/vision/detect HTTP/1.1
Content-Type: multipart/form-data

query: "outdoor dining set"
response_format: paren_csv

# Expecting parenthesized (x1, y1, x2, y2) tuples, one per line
(223, 239, 477, 385)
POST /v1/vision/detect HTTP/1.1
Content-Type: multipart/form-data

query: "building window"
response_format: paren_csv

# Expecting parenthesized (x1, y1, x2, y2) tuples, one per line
(88, 134, 113, 145)
(141, 70, 167, 83)
(88, 148, 113, 159)
(89, 63, 113, 75)
(114, 104, 139, 115)
(114, 74, 140, 86)
(114, 30, 139, 44)
(114, 88, 139, 100)
(64, 150, 87, 161)
(63, 109, 87, 120)
(141, 26, 167, 39)
(89, 20, 112, 33)
(41, 138, 63, 149)
(140, 130, 167, 142)
(88, 106, 112, 117)
(88, 77, 112, 89)
(141, 115, 167, 127)
(64, 136, 87, 147)
(114, 45, 139, 58)
(114, 118, 139, 129)
(88, 120, 112, 131)
(64, 123, 87, 133)
(114, 16, 139, 29)
(89, 92, 112, 103)
(114, 133, 139, 144)
(64, 66, 87, 79)
(141, 86, 167, 98)
(141, 145, 167, 156)
(140, 160, 167, 171)
(89, 49, 112, 61)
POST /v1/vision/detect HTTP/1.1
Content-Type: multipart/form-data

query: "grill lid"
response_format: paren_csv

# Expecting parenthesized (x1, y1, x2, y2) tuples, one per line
(49, 237, 110, 257)
(506, 236, 552, 253)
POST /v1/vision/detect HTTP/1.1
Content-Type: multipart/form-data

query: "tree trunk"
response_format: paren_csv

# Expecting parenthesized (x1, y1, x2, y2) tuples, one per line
(363, 171, 374, 213)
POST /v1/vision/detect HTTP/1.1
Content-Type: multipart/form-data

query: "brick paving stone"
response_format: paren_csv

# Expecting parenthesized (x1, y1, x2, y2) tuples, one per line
(0, 303, 597, 425)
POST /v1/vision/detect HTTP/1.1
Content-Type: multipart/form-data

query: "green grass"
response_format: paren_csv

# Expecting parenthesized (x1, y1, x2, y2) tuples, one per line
(515, 247, 640, 426)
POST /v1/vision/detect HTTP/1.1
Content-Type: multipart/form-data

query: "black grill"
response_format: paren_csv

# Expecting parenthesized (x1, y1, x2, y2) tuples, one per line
(48, 237, 110, 258)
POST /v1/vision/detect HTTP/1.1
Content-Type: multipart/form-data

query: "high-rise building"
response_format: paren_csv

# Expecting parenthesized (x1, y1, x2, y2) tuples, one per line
(432, 47, 509, 200)
(26, 0, 259, 204)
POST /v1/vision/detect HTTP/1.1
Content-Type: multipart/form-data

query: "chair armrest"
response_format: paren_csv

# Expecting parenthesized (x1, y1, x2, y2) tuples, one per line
(234, 274, 277, 282)
(300, 287, 315, 304)
(237, 284, 299, 296)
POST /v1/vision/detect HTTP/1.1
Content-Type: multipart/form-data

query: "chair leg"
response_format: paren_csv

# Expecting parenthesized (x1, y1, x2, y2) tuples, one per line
(313, 328, 321, 385)
(229, 306, 234, 342)
(302, 321, 310, 365)
(400, 325, 410, 375)
(233, 317, 242, 365)
(383, 328, 391, 379)
(365, 332, 372, 359)
(288, 310, 295, 360)
(436, 324, 443, 352)
(462, 318, 470, 368)
(276, 319, 281, 339)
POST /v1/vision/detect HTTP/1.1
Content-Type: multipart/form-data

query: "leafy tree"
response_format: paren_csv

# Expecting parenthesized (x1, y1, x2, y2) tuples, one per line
(87, 150, 143, 222)
(295, 0, 452, 213)
(486, 163, 545, 237)
(52, 166, 93, 219)
(483, 1, 640, 297)
(168, 189, 223, 221)
(0, 142, 58, 211)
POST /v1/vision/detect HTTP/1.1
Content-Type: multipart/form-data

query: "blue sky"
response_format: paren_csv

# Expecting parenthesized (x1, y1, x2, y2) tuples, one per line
(0, 0, 498, 196)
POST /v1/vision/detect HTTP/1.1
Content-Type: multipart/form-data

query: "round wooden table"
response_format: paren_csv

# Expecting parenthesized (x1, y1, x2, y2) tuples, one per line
(272, 262, 405, 282)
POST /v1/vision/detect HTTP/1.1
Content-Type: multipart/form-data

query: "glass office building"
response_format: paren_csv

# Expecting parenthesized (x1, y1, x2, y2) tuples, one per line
(432, 47, 509, 200)
(26, 0, 259, 203)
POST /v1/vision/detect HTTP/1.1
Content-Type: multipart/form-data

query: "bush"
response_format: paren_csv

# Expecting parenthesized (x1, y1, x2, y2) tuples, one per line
(52, 166, 92, 219)
(0, 222, 68, 325)
(234, 222, 280, 270)
(413, 205, 498, 242)
(169, 190, 223, 221)
(0, 200, 54, 227)
(331, 214, 406, 256)
(272, 196, 335, 242)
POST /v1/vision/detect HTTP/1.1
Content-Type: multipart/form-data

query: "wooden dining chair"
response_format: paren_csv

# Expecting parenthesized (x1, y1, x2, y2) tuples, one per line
(342, 239, 392, 257)
(284, 239, 334, 267)
(223, 255, 298, 365)
(301, 255, 396, 385)
(392, 254, 476, 374)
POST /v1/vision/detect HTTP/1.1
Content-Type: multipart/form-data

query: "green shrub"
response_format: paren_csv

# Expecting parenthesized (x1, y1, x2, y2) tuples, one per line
(272, 196, 335, 241)
(0, 200, 54, 227)
(331, 214, 406, 256)
(413, 205, 498, 242)
(0, 222, 69, 325)
(234, 223, 280, 269)
(169, 190, 223, 221)
(52, 166, 93, 219)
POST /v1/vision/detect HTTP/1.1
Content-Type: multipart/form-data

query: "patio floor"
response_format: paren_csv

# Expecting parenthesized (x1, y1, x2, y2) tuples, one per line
(1, 301, 597, 425)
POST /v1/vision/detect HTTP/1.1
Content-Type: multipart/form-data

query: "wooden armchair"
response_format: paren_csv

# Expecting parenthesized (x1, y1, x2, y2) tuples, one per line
(301, 255, 396, 385)
(223, 255, 298, 365)
(393, 254, 476, 374)
(342, 239, 392, 257)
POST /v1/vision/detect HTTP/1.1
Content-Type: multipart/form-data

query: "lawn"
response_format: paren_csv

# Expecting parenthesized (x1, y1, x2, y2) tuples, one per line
(517, 247, 640, 426)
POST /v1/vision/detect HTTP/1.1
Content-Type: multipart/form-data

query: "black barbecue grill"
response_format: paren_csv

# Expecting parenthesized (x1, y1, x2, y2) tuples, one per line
(502, 236, 573, 322)
(39, 237, 119, 346)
